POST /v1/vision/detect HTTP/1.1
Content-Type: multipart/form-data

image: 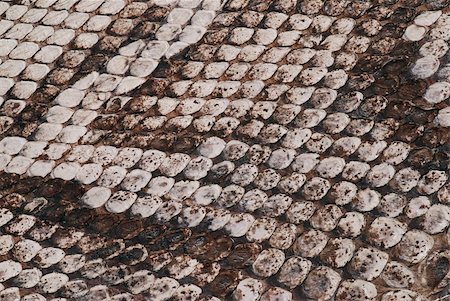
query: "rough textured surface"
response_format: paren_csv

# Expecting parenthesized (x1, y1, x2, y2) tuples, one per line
(0, 0, 450, 301)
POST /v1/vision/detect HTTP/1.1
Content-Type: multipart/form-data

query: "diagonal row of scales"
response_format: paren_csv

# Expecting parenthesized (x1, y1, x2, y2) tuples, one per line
(0, 0, 450, 301)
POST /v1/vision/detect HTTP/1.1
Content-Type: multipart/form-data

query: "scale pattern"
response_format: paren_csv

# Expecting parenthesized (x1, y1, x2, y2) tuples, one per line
(0, 0, 450, 300)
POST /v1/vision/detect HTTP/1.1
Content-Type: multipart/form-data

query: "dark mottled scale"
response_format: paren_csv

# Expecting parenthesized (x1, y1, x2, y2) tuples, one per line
(46, 68, 74, 86)
(172, 136, 202, 153)
(39, 200, 76, 223)
(248, 0, 273, 11)
(185, 234, 213, 255)
(199, 236, 233, 262)
(383, 101, 413, 119)
(323, 0, 349, 16)
(355, 55, 386, 73)
(189, 45, 218, 62)
(345, 73, 375, 91)
(92, 115, 121, 130)
(135, 78, 170, 97)
(137, 224, 168, 244)
(2, 193, 27, 209)
(28, 85, 60, 103)
(382, 58, 410, 76)
(203, 29, 229, 45)
(432, 151, 450, 170)
(119, 247, 146, 265)
(426, 0, 450, 9)
(372, 75, 400, 95)
(420, 128, 450, 148)
(426, 255, 450, 287)
(224, 243, 261, 268)
(97, 36, 126, 53)
(13, 177, 42, 194)
(380, 23, 404, 38)
(346, 0, 373, 17)
(407, 107, 437, 124)
(64, 208, 97, 228)
(398, 80, 428, 100)
(358, 96, 388, 118)
(130, 21, 159, 39)
(143, 5, 171, 22)
(91, 240, 123, 259)
(20, 103, 48, 122)
(390, 7, 416, 22)
(148, 228, 192, 251)
(408, 148, 434, 168)
(89, 214, 122, 235)
(60, 181, 85, 199)
(101, 265, 130, 284)
(206, 270, 241, 297)
(80, 54, 108, 74)
(395, 123, 424, 143)
(34, 179, 64, 198)
(110, 219, 144, 240)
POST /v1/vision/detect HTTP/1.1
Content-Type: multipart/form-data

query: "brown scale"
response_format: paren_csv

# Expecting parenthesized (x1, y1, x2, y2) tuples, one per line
(120, 2, 148, 18)
(58, 51, 86, 69)
(96, 36, 126, 53)
(46, 68, 75, 86)
(147, 228, 192, 251)
(118, 247, 147, 265)
(390, 6, 417, 22)
(394, 123, 424, 143)
(223, 243, 261, 269)
(346, 0, 373, 17)
(2, 193, 27, 209)
(109, 219, 144, 240)
(420, 127, 450, 148)
(79, 54, 108, 74)
(126, 134, 156, 148)
(63, 208, 98, 228)
(206, 269, 242, 298)
(108, 19, 136, 36)
(142, 5, 172, 22)
(13, 177, 43, 194)
(184, 234, 214, 256)
(424, 254, 450, 288)
(189, 45, 218, 62)
(19, 103, 49, 122)
(92, 114, 121, 130)
(345, 73, 375, 92)
(0, 117, 14, 135)
(203, 29, 229, 46)
(372, 74, 401, 96)
(137, 224, 168, 244)
(357, 95, 388, 118)
(89, 240, 124, 260)
(407, 147, 434, 169)
(355, 55, 388, 73)
(129, 21, 160, 39)
(89, 213, 123, 235)
(407, 107, 438, 124)
(197, 236, 233, 262)
(427, 0, 450, 10)
(38, 200, 77, 223)
(383, 101, 414, 119)
(398, 80, 428, 100)
(1, 101, 26, 118)
(135, 78, 170, 98)
(28, 85, 60, 104)
(248, 0, 273, 11)
(323, 0, 350, 16)
(33, 178, 64, 198)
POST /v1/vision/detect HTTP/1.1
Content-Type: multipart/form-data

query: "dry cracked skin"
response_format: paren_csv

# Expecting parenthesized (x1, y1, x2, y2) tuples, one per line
(0, 0, 450, 300)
